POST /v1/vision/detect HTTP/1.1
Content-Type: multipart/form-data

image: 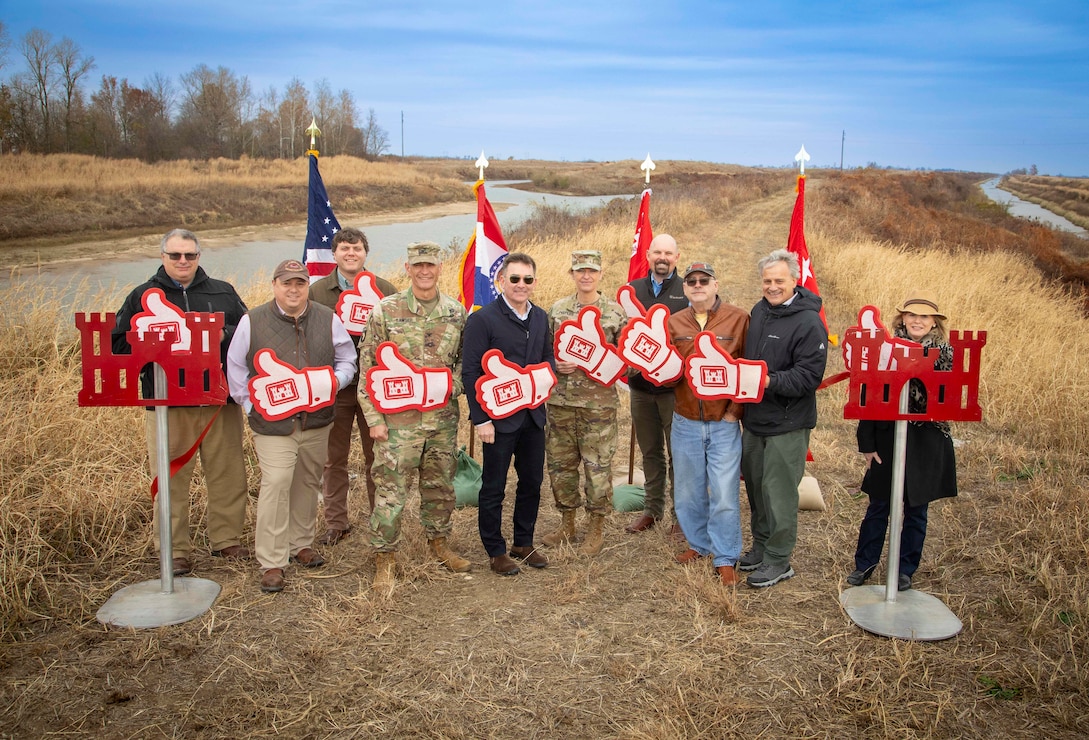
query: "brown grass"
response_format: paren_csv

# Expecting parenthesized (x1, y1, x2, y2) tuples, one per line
(1, 167, 1087, 738)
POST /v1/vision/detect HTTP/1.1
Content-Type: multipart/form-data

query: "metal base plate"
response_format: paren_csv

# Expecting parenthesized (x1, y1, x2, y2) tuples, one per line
(97, 577, 221, 629)
(840, 584, 962, 641)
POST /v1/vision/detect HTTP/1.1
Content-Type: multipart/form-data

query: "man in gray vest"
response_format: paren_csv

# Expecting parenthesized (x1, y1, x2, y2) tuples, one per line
(227, 259, 357, 593)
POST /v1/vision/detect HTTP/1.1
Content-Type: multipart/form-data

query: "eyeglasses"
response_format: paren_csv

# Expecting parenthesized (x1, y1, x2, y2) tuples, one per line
(164, 252, 200, 261)
(684, 277, 711, 287)
(507, 275, 535, 285)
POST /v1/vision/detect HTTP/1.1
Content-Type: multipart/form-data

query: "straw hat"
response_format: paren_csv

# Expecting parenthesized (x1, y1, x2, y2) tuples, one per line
(896, 291, 947, 319)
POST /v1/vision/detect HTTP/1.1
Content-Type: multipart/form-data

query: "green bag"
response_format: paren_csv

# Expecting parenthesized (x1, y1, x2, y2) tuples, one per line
(612, 484, 646, 512)
(454, 446, 482, 508)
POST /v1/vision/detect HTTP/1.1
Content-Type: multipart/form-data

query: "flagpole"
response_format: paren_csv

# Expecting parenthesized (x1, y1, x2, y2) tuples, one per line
(628, 155, 655, 485)
(466, 151, 490, 459)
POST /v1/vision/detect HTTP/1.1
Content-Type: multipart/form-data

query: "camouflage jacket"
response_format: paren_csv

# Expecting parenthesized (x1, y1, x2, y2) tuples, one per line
(547, 292, 626, 410)
(358, 289, 466, 431)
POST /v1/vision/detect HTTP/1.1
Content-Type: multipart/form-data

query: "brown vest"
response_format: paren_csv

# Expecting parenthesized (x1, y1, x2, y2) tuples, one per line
(245, 300, 337, 435)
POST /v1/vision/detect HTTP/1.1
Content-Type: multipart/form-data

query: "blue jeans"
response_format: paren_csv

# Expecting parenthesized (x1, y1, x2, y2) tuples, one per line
(671, 414, 742, 567)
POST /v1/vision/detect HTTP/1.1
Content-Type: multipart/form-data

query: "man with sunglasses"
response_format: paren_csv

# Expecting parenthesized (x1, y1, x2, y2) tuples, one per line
(624, 234, 689, 535)
(463, 253, 554, 576)
(667, 262, 750, 586)
(112, 228, 250, 578)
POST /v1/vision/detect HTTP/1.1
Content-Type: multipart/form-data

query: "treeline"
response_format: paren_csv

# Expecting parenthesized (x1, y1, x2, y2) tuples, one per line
(0, 22, 389, 161)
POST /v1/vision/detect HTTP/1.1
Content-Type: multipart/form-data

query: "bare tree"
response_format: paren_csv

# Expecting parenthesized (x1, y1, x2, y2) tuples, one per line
(312, 78, 335, 154)
(18, 28, 58, 151)
(360, 107, 389, 158)
(55, 36, 94, 152)
(278, 78, 309, 159)
(177, 64, 247, 157)
(0, 21, 10, 74)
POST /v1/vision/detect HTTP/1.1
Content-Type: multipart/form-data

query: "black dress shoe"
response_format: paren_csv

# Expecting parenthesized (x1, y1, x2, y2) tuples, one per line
(846, 565, 876, 586)
(898, 574, 913, 591)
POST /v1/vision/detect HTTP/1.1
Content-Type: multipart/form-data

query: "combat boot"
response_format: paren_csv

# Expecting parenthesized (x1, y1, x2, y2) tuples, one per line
(542, 510, 577, 547)
(429, 537, 471, 573)
(580, 514, 606, 556)
(372, 552, 396, 595)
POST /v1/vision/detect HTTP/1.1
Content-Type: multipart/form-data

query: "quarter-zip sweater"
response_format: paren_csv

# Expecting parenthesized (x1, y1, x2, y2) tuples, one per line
(668, 297, 750, 422)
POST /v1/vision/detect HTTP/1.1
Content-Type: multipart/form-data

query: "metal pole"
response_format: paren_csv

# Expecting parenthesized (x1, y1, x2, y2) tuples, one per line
(884, 383, 910, 602)
(840, 130, 845, 171)
(154, 365, 174, 594)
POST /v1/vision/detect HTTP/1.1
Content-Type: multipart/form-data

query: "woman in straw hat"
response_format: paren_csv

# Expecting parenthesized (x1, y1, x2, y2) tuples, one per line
(846, 292, 958, 591)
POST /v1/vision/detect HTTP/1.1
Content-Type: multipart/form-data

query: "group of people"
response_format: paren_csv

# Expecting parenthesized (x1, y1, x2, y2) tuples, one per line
(112, 226, 956, 596)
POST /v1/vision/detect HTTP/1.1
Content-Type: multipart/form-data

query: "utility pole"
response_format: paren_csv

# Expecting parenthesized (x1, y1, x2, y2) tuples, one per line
(401, 111, 405, 158)
(840, 130, 846, 171)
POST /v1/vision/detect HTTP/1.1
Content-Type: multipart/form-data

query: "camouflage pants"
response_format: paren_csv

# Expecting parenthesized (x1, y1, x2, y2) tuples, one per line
(369, 423, 457, 552)
(546, 404, 618, 515)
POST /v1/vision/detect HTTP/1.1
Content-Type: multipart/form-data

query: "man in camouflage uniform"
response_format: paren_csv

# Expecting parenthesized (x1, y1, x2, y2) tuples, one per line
(541, 250, 627, 556)
(357, 241, 469, 594)
(309, 227, 397, 545)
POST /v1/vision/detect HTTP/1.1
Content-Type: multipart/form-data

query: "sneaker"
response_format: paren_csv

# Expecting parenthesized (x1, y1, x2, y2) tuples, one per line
(738, 549, 763, 572)
(846, 565, 876, 587)
(898, 573, 913, 591)
(746, 561, 795, 588)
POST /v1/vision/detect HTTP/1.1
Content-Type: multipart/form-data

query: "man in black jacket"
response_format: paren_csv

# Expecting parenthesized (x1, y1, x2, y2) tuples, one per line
(624, 234, 689, 534)
(740, 249, 828, 587)
(111, 228, 250, 577)
(463, 253, 555, 576)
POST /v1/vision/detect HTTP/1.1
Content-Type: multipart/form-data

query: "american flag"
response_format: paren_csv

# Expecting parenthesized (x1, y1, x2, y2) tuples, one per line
(302, 153, 340, 282)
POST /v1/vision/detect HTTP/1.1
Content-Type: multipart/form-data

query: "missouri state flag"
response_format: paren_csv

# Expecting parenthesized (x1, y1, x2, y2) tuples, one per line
(787, 174, 837, 344)
(458, 180, 509, 311)
(627, 188, 653, 282)
(302, 153, 340, 282)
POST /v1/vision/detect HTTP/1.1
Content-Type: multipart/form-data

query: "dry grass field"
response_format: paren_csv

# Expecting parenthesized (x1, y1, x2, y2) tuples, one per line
(1000, 174, 1089, 231)
(1, 162, 1087, 738)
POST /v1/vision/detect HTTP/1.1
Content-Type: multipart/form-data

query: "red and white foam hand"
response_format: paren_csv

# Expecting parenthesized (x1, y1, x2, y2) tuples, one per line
(132, 288, 192, 352)
(843, 306, 920, 373)
(685, 332, 767, 402)
(248, 349, 336, 422)
(618, 304, 683, 385)
(616, 284, 647, 319)
(553, 306, 627, 386)
(475, 349, 556, 419)
(365, 341, 452, 413)
(335, 273, 386, 336)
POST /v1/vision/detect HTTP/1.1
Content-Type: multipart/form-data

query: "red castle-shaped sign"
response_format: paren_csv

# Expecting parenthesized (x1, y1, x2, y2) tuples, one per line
(841, 306, 986, 422)
(76, 309, 228, 407)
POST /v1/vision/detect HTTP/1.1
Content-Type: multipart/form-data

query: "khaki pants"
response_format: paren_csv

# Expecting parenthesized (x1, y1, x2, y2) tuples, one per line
(146, 405, 248, 557)
(252, 425, 330, 571)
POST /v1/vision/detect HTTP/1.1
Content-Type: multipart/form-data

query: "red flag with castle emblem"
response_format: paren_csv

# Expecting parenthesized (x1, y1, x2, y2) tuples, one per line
(627, 188, 653, 282)
(786, 174, 837, 345)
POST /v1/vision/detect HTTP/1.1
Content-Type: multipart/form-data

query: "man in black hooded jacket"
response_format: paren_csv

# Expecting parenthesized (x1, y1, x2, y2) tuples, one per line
(739, 249, 827, 588)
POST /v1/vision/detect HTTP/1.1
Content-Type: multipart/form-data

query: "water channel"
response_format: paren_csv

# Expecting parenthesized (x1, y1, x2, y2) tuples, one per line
(9, 182, 631, 311)
(979, 177, 1088, 238)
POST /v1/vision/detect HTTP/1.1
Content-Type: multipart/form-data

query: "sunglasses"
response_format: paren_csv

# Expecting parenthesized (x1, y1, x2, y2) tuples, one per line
(507, 275, 536, 285)
(684, 276, 711, 287)
(164, 252, 200, 261)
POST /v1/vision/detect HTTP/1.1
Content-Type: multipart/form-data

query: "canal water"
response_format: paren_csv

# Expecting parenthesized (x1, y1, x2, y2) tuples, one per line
(979, 177, 1088, 238)
(9, 182, 630, 310)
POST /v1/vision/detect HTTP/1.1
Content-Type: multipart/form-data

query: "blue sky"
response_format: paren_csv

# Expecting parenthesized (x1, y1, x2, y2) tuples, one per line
(3, 0, 1088, 175)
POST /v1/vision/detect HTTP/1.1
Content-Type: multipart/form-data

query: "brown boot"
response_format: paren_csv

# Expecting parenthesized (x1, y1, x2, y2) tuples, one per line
(541, 510, 577, 547)
(580, 514, 606, 556)
(429, 537, 471, 573)
(372, 552, 396, 595)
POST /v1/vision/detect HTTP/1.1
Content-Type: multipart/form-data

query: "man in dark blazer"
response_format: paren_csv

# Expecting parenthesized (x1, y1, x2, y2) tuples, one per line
(462, 253, 555, 576)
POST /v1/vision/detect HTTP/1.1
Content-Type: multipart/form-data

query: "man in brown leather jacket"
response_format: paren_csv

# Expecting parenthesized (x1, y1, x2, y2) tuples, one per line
(667, 262, 750, 587)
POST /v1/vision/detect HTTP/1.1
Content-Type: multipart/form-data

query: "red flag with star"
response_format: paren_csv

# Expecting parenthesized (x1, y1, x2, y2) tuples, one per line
(786, 174, 837, 345)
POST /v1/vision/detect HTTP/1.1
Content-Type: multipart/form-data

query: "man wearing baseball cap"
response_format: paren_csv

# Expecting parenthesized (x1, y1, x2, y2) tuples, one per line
(667, 262, 751, 586)
(357, 241, 470, 595)
(227, 258, 357, 593)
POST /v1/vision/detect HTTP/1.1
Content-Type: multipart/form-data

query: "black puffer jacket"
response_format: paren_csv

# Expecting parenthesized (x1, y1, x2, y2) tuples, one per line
(742, 286, 827, 436)
(112, 265, 248, 403)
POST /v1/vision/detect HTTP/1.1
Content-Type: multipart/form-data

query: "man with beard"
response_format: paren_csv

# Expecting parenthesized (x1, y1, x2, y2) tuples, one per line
(623, 234, 690, 535)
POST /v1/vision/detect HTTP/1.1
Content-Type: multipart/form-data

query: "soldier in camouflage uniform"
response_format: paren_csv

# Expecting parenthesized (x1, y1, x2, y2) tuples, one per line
(541, 250, 627, 556)
(357, 241, 469, 594)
